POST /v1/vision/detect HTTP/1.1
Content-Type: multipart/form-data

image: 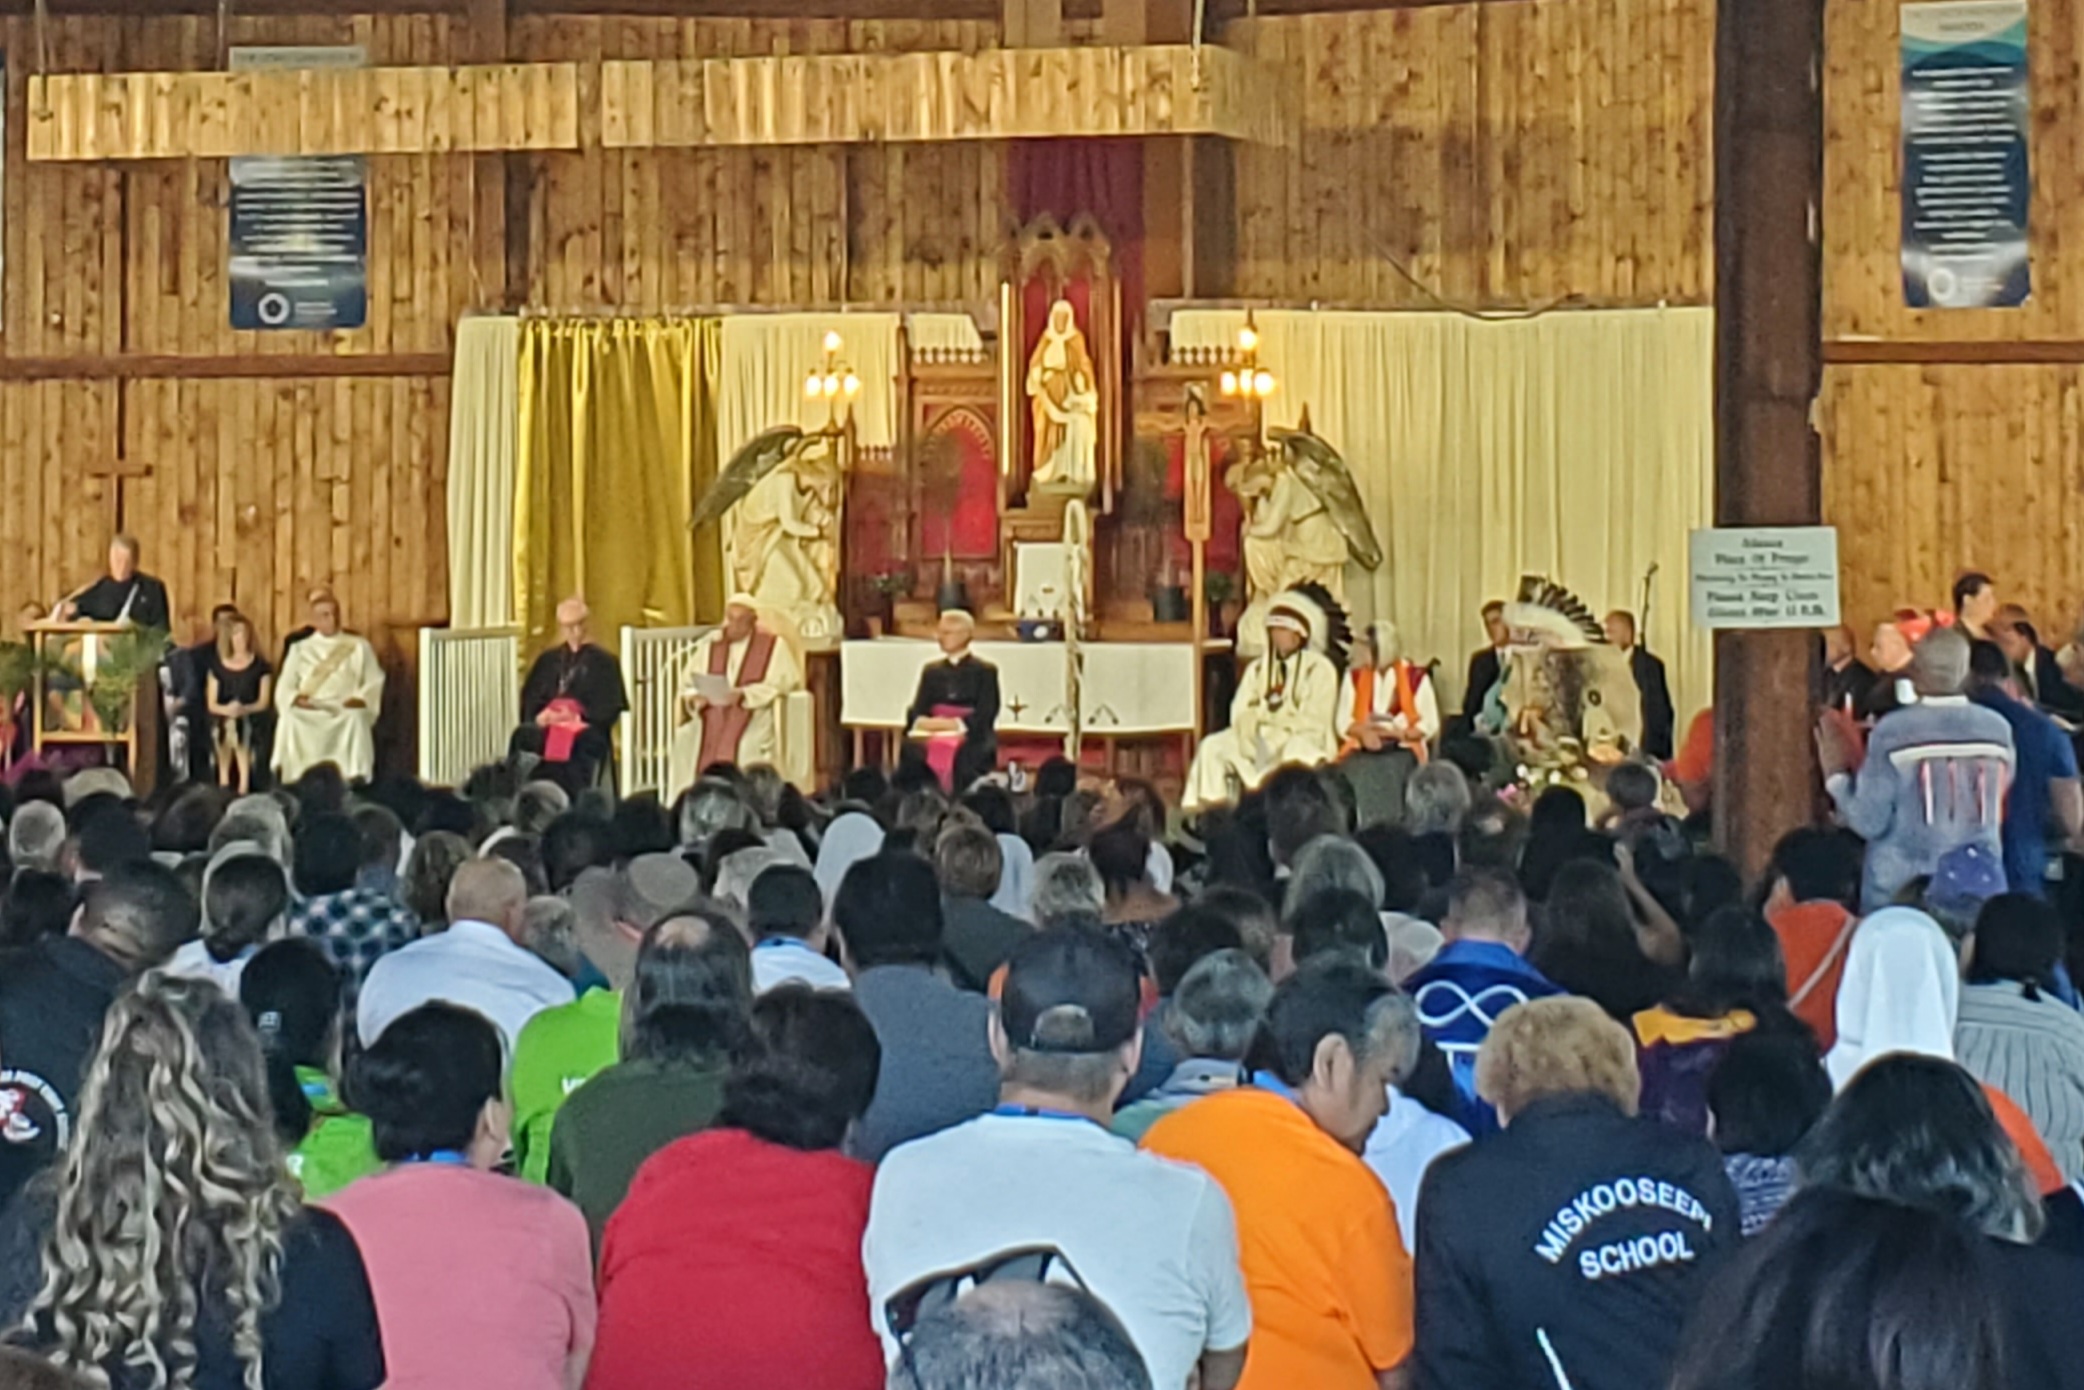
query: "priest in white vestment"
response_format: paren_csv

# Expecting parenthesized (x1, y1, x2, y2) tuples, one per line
(667, 595, 805, 793)
(272, 588, 384, 783)
(1183, 596, 1342, 812)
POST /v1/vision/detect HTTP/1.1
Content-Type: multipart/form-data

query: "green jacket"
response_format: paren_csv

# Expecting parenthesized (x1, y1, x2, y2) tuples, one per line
(287, 1066, 382, 1199)
(509, 988, 623, 1183)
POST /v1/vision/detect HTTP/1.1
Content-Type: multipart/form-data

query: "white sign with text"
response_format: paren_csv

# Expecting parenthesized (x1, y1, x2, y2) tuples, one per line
(1688, 526, 1841, 630)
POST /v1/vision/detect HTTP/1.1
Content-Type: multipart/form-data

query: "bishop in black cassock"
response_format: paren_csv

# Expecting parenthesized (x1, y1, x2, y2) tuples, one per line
(510, 598, 628, 789)
(902, 611, 1001, 793)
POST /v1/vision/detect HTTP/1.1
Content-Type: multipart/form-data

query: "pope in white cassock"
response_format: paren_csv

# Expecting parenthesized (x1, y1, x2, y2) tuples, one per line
(668, 595, 806, 792)
(1183, 595, 1342, 812)
(273, 588, 384, 783)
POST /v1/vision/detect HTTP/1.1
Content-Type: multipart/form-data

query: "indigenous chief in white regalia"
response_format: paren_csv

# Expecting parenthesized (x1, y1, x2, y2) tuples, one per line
(1183, 593, 1343, 812)
(272, 588, 384, 783)
(668, 595, 805, 793)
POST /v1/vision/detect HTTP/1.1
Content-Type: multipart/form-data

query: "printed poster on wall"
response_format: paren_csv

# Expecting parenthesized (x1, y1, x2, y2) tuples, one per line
(228, 47, 368, 331)
(1901, 0, 2032, 308)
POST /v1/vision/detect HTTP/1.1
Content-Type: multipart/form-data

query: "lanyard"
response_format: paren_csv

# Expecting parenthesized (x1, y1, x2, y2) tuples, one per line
(757, 937, 808, 951)
(401, 1149, 471, 1167)
(991, 1104, 1101, 1129)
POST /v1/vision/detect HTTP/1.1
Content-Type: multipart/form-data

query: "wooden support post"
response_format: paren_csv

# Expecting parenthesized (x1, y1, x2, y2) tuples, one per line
(1711, 0, 1825, 877)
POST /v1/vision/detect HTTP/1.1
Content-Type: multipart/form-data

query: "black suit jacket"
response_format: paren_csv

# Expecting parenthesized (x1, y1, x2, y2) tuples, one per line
(1629, 646, 1676, 760)
(2029, 647, 2084, 722)
(70, 572, 170, 631)
(1463, 647, 1503, 723)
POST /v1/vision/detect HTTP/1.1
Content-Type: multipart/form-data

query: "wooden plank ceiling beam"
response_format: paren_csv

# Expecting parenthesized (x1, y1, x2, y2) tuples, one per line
(26, 63, 582, 160)
(0, 0, 1522, 15)
(601, 45, 1287, 148)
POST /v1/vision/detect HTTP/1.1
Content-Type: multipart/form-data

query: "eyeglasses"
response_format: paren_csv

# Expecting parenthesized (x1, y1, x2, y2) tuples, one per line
(887, 1245, 1090, 1386)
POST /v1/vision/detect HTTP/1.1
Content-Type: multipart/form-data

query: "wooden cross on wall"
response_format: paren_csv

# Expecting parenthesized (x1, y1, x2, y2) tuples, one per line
(82, 452, 154, 535)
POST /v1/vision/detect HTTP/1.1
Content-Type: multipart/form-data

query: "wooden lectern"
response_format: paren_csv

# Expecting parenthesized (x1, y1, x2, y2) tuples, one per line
(28, 622, 163, 791)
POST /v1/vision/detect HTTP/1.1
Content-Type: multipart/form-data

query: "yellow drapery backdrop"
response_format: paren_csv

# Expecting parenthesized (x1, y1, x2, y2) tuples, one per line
(514, 317, 723, 655)
(1172, 307, 1716, 727)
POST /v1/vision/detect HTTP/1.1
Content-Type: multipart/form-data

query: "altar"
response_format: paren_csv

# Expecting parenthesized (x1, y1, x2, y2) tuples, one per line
(841, 638, 1202, 772)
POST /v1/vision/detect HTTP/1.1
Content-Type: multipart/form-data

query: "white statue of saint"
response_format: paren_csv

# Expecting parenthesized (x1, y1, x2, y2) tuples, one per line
(1026, 299, 1101, 495)
(728, 445, 843, 648)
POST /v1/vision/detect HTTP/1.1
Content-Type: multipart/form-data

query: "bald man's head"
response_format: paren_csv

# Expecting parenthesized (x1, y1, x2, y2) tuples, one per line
(447, 857, 529, 941)
(895, 1281, 1150, 1390)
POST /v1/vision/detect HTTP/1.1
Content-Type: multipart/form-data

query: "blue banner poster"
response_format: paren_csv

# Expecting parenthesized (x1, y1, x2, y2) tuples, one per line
(229, 155, 368, 330)
(227, 47, 367, 332)
(1902, 0, 2032, 308)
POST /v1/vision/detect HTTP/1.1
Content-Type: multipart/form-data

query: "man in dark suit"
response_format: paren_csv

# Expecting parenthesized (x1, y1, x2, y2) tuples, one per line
(903, 610, 1001, 792)
(1461, 600, 1510, 725)
(55, 534, 171, 631)
(1605, 609, 1675, 760)
(1996, 615, 2084, 724)
(1822, 623, 1879, 717)
(511, 596, 629, 790)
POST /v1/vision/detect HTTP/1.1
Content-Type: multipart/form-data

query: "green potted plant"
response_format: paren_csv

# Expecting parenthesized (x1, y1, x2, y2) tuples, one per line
(84, 627, 168, 735)
(0, 640, 50, 750)
(865, 569, 912, 636)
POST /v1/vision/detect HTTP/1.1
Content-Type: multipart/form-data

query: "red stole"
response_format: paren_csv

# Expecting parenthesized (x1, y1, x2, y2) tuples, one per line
(697, 629, 776, 770)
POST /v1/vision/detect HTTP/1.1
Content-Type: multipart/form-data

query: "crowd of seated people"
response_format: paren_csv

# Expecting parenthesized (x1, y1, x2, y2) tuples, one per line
(6, 576, 2084, 1390)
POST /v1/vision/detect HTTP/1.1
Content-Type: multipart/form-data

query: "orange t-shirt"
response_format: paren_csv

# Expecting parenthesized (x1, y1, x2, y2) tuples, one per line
(1984, 1084, 2066, 1196)
(1768, 900, 1859, 1051)
(1141, 1089, 1413, 1390)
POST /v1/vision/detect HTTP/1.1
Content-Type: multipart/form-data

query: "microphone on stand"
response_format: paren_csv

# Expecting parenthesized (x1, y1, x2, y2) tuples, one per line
(1640, 563, 1660, 648)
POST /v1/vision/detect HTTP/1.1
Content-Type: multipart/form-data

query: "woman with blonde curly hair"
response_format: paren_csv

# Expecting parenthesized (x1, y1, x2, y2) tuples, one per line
(0, 973, 384, 1390)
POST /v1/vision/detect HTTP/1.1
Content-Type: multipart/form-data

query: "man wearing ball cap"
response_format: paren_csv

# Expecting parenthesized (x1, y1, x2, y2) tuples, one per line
(864, 928, 1253, 1390)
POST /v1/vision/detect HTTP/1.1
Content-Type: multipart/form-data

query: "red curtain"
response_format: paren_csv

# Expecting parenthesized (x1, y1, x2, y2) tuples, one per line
(1008, 139, 1145, 324)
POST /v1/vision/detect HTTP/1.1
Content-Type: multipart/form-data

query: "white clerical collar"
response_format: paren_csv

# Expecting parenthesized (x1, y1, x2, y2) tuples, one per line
(1921, 694, 1969, 707)
(945, 650, 971, 665)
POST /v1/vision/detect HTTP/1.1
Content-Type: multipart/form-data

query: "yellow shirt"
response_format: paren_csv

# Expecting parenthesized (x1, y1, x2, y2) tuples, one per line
(1143, 1088, 1413, 1390)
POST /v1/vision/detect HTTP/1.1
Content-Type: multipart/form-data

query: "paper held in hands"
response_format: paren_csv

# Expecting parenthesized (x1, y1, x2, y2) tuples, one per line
(687, 672, 737, 705)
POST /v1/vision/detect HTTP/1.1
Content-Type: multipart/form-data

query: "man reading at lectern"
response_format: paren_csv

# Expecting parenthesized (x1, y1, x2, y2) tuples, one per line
(903, 609, 1000, 793)
(54, 534, 170, 630)
(511, 597, 628, 790)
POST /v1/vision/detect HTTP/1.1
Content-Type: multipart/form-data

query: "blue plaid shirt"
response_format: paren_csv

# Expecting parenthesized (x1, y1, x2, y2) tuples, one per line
(289, 888, 420, 1006)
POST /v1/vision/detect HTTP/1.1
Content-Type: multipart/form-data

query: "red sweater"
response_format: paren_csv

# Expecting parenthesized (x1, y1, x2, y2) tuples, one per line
(587, 1128, 883, 1390)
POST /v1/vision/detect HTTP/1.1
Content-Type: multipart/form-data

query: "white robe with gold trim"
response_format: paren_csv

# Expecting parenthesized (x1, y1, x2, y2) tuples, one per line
(273, 631, 384, 782)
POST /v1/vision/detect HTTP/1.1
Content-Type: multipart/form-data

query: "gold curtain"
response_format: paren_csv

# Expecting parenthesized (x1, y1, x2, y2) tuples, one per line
(514, 318, 723, 654)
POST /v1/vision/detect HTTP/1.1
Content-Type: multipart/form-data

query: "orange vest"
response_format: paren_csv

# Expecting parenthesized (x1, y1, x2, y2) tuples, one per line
(1344, 662, 1429, 761)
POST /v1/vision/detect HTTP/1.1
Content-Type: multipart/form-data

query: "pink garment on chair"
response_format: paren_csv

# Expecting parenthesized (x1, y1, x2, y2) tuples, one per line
(924, 703, 972, 791)
(541, 697, 587, 763)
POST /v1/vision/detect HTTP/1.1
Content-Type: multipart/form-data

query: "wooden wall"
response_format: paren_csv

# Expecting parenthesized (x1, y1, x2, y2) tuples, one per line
(1225, 0, 1715, 308)
(509, 17, 1008, 310)
(1820, 0, 2084, 643)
